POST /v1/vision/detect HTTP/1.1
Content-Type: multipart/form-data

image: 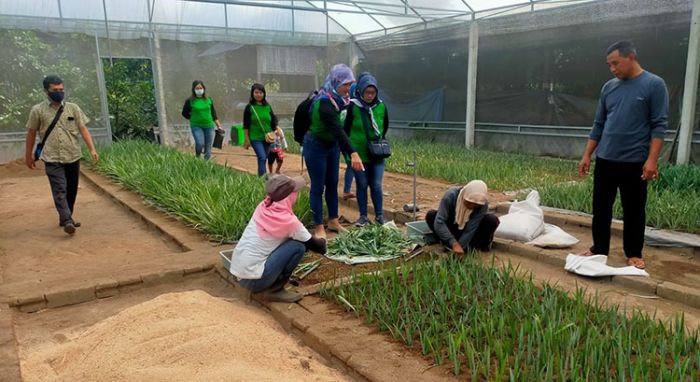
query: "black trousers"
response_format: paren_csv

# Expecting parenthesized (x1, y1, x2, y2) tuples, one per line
(425, 209, 499, 251)
(44, 160, 80, 225)
(591, 157, 647, 258)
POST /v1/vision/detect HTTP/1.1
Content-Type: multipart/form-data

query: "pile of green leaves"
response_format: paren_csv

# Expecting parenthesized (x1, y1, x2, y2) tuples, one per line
(327, 224, 413, 260)
(86, 139, 311, 240)
(322, 256, 700, 380)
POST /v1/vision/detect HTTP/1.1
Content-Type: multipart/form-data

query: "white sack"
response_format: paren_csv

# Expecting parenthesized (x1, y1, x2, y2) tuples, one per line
(526, 224, 579, 248)
(564, 254, 649, 277)
(494, 190, 545, 242)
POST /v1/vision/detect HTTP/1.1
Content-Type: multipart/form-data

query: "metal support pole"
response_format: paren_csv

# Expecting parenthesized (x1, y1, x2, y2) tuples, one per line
(412, 149, 417, 221)
(94, 35, 113, 144)
(101, 0, 113, 67)
(678, 0, 700, 164)
(224, 3, 229, 36)
(150, 32, 170, 146)
(465, 20, 479, 148)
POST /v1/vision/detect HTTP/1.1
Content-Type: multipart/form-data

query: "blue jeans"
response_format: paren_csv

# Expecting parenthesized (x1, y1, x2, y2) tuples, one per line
(191, 126, 215, 160)
(250, 140, 271, 177)
(354, 160, 385, 217)
(238, 240, 306, 293)
(303, 133, 340, 225)
(343, 164, 354, 194)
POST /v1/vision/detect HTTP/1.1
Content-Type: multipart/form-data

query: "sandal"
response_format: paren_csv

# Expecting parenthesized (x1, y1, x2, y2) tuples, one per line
(327, 224, 347, 234)
(627, 257, 646, 270)
(342, 192, 356, 200)
(313, 226, 327, 239)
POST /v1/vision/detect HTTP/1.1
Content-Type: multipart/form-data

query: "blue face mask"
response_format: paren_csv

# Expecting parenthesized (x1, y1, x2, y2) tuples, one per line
(48, 91, 64, 103)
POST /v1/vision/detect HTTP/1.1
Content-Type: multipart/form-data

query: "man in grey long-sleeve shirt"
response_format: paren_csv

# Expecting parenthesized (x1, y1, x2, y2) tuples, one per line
(578, 41, 668, 270)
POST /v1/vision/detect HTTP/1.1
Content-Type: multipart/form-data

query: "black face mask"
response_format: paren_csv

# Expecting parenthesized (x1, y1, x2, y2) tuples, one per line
(48, 91, 65, 103)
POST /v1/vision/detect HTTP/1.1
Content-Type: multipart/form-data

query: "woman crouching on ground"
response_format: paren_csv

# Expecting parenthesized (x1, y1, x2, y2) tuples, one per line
(229, 175, 326, 302)
(425, 180, 500, 255)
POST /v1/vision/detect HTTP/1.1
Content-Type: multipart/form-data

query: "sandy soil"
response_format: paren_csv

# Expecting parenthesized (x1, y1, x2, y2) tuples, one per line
(20, 289, 350, 382)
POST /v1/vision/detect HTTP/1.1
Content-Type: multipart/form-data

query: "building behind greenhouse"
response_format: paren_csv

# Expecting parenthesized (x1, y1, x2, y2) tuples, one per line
(1, 0, 698, 163)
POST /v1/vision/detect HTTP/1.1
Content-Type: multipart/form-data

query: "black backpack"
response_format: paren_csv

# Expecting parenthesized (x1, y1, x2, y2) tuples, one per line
(293, 90, 318, 145)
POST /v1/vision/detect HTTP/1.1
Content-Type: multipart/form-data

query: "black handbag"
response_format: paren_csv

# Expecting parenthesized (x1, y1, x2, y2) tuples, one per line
(212, 128, 225, 149)
(34, 105, 64, 161)
(360, 108, 391, 159)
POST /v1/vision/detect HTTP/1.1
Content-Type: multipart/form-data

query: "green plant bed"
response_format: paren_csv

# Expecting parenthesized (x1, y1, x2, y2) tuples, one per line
(539, 164, 700, 234)
(85, 140, 311, 240)
(322, 256, 700, 380)
(285, 130, 698, 232)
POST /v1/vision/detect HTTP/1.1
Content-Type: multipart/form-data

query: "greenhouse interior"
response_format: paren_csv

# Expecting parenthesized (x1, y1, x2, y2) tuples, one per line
(1, 0, 700, 381)
(1, 0, 699, 162)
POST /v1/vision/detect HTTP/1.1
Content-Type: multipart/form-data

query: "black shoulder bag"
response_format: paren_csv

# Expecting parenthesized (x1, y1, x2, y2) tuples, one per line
(34, 105, 65, 161)
(359, 107, 391, 159)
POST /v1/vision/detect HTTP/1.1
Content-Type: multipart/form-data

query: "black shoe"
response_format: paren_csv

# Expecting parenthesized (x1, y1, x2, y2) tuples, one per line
(63, 222, 76, 235)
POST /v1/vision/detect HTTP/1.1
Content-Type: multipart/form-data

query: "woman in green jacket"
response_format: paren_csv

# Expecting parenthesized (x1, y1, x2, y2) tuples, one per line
(181, 80, 223, 160)
(243, 83, 281, 177)
(343, 72, 389, 226)
(303, 64, 363, 238)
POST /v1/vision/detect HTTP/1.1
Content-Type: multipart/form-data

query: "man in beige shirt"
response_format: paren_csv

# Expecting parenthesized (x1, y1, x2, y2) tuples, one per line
(25, 75, 99, 235)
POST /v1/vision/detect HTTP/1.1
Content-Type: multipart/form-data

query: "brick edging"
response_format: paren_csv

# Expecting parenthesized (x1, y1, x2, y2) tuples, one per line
(0, 305, 21, 382)
(4, 264, 215, 313)
(492, 239, 700, 310)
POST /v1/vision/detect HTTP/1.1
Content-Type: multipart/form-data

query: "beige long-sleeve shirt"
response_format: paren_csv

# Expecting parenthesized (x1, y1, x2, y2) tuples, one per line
(26, 100, 89, 163)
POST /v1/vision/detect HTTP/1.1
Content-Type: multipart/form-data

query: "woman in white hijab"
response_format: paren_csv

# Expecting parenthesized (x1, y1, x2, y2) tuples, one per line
(425, 180, 500, 255)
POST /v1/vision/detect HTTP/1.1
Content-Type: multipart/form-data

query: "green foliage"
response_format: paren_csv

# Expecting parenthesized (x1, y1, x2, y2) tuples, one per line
(322, 256, 700, 380)
(284, 130, 576, 191)
(0, 29, 101, 131)
(103, 58, 157, 140)
(327, 224, 413, 261)
(286, 129, 698, 232)
(538, 164, 700, 233)
(86, 140, 312, 240)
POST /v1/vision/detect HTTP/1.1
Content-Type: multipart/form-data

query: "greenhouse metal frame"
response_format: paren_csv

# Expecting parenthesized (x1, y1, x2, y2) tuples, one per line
(0, 0, 698, 163)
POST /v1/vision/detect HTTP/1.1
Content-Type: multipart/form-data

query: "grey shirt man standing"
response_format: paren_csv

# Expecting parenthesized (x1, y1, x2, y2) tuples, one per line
(578, 41, 668, 270)
(25, 75, 99, 235)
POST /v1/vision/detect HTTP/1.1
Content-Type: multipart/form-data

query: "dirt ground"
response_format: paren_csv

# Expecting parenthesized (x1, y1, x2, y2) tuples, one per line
(0, 160, 188, 286)
(2, 151, 700, 381)
(15, 276, 350, 382)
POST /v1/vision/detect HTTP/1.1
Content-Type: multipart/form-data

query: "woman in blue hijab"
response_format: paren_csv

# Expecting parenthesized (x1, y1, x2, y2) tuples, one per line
(303, 64, 363, 238)
(343, 72, 390, 226)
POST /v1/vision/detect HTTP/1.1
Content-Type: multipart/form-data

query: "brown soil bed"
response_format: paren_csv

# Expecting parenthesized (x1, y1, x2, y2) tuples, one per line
(294, 244, 441, 286)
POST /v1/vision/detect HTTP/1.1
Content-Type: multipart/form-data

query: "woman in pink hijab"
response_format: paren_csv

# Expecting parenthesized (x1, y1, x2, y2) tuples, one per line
(425, 180, 500, 255)
(229, 175, 326, 302)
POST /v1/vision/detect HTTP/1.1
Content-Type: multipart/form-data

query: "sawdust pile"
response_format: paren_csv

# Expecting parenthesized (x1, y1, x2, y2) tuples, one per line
(21, 290, 349, 382)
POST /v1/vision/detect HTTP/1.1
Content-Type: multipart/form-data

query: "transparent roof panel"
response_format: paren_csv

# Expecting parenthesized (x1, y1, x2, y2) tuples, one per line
(104, 0, 150, 23)
(59, 0, 104, 20)
(0, 0, 59, 18)
(0, 0, 604, 38)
